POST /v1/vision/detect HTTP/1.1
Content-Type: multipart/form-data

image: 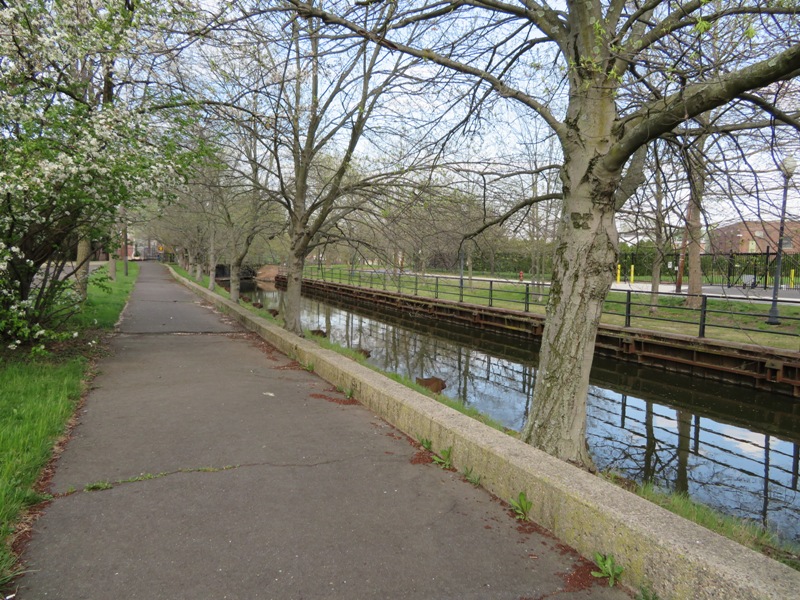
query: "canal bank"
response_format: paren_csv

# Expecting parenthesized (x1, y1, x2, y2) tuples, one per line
(174, 268, 800, 599)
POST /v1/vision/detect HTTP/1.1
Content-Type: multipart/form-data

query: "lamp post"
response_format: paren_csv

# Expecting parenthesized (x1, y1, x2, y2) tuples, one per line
(766, 155, 796, 325)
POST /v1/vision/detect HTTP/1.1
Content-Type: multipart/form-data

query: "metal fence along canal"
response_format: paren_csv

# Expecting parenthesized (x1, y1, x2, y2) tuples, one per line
(302, 266, 800, 351)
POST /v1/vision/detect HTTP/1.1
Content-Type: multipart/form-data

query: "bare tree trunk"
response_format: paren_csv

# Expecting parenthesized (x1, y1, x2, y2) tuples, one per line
(650, 169, 665, 315)
(207, 232, 216, 292)
(521, 198, 616, 468)
(685, 140, 707, 309)
(122, 210, 129, 277)
(188, 249, 196, 279)
(466, 243, 473, 289)
(529, 203, 539, 286)
(230, 262, 241, 303)
(284, 247, 306, 335)
(76, 238, 92, 300)
(108, 225, 117, 281)
(520, 95, 622, 468)
(685, 196, 704, 308)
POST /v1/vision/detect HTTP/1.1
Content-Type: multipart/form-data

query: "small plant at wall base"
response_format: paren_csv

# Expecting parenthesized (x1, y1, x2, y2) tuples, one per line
(591, 552, 624, 587)
(636, 585, 660, 600)
(462, 466, 481, 486)
(509, 491, 533, 521)
(432, 446, 453, 469)
(419, 438, 432, 452)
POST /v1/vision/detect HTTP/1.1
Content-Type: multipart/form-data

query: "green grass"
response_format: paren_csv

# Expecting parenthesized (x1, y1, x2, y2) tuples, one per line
(0, 361, 84, 583)
(70, 262, 140, 330)
(170, 265, 227, 297)
(0, 260, 138, 586)
(635, 482, 800, 571)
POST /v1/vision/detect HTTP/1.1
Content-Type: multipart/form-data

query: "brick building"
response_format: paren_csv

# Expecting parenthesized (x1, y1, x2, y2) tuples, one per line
(707, 220, 800, 254)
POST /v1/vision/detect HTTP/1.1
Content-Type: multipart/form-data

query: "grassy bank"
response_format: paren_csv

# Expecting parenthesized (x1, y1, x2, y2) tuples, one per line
(171, 266, 230, 299)
(634, 482, 800, 572)
(0, 261, 138, 585)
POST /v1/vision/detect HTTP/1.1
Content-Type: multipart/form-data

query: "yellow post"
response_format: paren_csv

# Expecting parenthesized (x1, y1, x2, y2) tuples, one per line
(616, 264, 621, 283)
(630, 265, 635, 285)
(792, 269, 795, 289)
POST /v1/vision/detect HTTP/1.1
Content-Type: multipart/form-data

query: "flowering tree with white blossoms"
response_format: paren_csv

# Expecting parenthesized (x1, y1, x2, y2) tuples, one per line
(0, 0, 194, 349)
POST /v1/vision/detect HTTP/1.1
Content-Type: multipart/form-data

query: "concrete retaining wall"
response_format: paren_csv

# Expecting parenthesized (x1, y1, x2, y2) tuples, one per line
(172, 269, 800, 599)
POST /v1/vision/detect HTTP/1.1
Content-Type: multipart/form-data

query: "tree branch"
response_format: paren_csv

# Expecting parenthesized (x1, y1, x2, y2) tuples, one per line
(285, 1, 566, 137)
(606, 43, 800, 172)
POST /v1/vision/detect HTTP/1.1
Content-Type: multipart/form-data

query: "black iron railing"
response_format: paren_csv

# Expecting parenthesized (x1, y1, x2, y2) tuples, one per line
(302, 266, 800, 350)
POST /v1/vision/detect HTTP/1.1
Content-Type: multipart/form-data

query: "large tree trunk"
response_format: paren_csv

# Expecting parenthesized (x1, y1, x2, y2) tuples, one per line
(520, 87, 621, 468)
(283, 246, 306, 335)
(230, 261, 241, 304)
(520, 188, 617, 468)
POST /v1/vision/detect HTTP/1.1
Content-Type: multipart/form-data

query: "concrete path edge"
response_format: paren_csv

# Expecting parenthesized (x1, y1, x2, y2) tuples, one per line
(170, 268, 800, 600)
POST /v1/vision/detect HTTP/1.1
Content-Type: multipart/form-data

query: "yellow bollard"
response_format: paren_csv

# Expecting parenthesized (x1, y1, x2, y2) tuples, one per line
(630, 265, 635, 285)
(792, 269, 795, 289)
(616, 264, 621, 283)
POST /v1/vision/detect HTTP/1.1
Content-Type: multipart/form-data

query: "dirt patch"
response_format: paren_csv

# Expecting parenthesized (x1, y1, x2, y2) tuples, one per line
(224, 331, 281, 361)
(309, 392, 359, 406)
(558, 557, 601, 593)
(256, 265, 281, 280)
(237, 332, 281, 361)
(554, 542, 578, 557)
(410, 449, 434, 465)
(275, 360, 305, 371)
(515, 519, 551, 538)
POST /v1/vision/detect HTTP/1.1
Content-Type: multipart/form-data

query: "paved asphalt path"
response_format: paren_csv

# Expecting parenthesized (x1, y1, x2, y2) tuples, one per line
(16, 262, 628, 599)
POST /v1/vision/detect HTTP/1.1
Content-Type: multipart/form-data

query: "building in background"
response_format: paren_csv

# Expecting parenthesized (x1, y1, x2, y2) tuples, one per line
(707, 220, 800, 254)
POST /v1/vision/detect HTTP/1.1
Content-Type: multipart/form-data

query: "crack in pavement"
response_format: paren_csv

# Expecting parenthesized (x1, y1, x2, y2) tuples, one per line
(55, 457, 351, 498)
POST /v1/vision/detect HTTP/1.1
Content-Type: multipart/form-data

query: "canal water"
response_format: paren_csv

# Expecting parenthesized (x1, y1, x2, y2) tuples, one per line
(247, 281, 800, 543)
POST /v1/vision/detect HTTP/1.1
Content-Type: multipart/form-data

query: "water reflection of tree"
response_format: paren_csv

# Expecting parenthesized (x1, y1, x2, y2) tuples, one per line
(589, 389, 686, 491)
(456, 346, 471, 404)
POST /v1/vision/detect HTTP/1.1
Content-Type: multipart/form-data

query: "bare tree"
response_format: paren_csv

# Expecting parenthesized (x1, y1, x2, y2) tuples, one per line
(196, 2, 451, 334)
(287, 0, 800, 467)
